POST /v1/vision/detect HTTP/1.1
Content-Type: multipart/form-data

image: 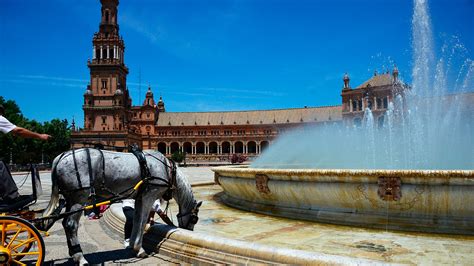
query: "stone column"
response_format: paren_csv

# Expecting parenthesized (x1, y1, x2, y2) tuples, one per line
(374, 96, 377, 110)
(93, 46, 96, 59)
(349, 99, 353, 112)
(100, 46, 103, 59)
(106, 45, 109, 59)
(257, 144, 261, 154)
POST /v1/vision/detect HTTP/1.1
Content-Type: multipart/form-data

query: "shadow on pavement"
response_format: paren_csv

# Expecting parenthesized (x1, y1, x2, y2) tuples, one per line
(42, 248, 139, 265)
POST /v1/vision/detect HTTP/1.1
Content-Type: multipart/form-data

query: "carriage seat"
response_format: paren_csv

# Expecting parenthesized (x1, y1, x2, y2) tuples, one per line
(0, 195, 35, 212)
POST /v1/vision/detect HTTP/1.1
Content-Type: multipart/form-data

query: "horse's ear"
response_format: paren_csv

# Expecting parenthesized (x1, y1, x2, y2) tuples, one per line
(196, 201, 203, 208)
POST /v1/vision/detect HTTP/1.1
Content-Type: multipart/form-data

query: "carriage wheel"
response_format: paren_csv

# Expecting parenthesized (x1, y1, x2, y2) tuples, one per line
(0, 216, 45, 266)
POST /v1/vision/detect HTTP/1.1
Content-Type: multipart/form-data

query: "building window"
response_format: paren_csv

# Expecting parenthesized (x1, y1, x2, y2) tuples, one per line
(367, 100, 373, 110)
(102, 116, 106, 124)
(101, 80, 107, 90)
(352, 100, 357, 112)
(377, 98, 382, 109)
(358, 100, 363, 111)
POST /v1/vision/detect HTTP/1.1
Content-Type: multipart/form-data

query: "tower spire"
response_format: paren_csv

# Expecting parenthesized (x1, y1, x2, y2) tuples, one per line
(99, 0, 119, 35)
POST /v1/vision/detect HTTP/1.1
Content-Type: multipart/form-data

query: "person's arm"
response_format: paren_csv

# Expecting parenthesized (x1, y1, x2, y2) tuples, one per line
(11, 127, 51, 140)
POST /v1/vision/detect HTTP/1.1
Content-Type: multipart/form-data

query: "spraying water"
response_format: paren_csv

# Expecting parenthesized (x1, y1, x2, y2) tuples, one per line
(253, 0, 473, 170)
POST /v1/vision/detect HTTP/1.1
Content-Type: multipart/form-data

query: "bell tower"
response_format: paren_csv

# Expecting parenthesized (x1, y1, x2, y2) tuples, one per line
(73, 0, 141, 150)
(83, 0, 130, 132)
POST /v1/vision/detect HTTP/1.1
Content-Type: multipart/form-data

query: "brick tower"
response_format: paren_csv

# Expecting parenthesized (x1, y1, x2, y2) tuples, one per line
(71, 0, 141, 150)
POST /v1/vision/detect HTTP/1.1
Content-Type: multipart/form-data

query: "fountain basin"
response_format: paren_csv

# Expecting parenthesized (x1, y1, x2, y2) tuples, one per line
(212, 166, 474, 235)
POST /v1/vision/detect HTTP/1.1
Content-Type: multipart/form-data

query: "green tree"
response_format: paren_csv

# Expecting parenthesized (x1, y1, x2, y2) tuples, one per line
(0, 97, 71, 165)
(171, 151, 185, 163)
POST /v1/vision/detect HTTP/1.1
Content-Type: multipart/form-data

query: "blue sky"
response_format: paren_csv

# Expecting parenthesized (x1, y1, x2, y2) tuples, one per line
(0, 0, 472, 127)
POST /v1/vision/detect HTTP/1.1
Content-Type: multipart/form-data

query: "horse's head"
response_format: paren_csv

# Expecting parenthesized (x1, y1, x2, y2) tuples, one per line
(177, 200, 202, 230)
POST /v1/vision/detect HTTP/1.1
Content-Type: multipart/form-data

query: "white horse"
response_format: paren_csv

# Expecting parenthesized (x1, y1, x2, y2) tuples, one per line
(42, 148, 202, 265)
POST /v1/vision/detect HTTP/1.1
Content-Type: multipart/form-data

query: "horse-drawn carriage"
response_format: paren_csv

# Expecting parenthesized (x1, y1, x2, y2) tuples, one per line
(0, 162, 47, 265)
(0, 147, 202, 265)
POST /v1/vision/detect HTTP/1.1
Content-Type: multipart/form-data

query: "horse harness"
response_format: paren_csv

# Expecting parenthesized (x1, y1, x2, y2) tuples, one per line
(131, 148, 199, 228)
(55, 147, 199, 228)
(56, 147, 177, 202)
(129, 145, 177, 201)
(54, 148, 106, 198)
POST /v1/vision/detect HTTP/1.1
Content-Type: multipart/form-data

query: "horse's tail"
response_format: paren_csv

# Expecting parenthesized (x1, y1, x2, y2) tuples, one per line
(42, 153, 63, 218)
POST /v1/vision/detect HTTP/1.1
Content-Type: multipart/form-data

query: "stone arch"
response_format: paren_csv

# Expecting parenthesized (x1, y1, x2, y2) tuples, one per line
(222, 141, 231, 154)
(183, 142, 192, 154)
(196, 142, 205, 154)
(247, 141, 257, 154)
(234, 141, 244, 153)
(157, 142, 166, 155)
(170, 142, 180, 154)
(209, 142, 218, 154)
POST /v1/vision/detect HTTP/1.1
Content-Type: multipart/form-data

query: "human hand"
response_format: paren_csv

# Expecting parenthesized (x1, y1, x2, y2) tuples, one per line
(39, 134, 52, 140)
(148, 217, 155, 225)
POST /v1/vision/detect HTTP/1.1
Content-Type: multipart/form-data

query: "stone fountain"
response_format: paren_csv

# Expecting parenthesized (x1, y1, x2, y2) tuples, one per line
(213, 0, 474, 235)
(213, 166, 474, 234)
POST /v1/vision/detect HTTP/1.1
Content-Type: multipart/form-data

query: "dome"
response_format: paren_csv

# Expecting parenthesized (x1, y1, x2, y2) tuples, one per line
(146, 86, 153, 96)
(157, 96, 164, 106)
(115, 88, 123, 95)
(84, 89, 92, 95)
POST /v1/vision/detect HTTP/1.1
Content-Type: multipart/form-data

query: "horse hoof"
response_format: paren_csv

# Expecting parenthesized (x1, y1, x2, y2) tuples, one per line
(73, 253, 89, 265)
(137, 248, 148, 258)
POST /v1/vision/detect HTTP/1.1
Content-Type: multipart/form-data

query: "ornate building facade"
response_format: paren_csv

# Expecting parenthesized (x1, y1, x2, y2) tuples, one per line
(71, 0, 411, 162)
(341, 68, 404, 128)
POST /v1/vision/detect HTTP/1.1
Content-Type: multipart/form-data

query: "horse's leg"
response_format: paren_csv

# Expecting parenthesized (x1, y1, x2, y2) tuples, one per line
(130, 187, 160, 257)
(62, 192, 89, 265)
